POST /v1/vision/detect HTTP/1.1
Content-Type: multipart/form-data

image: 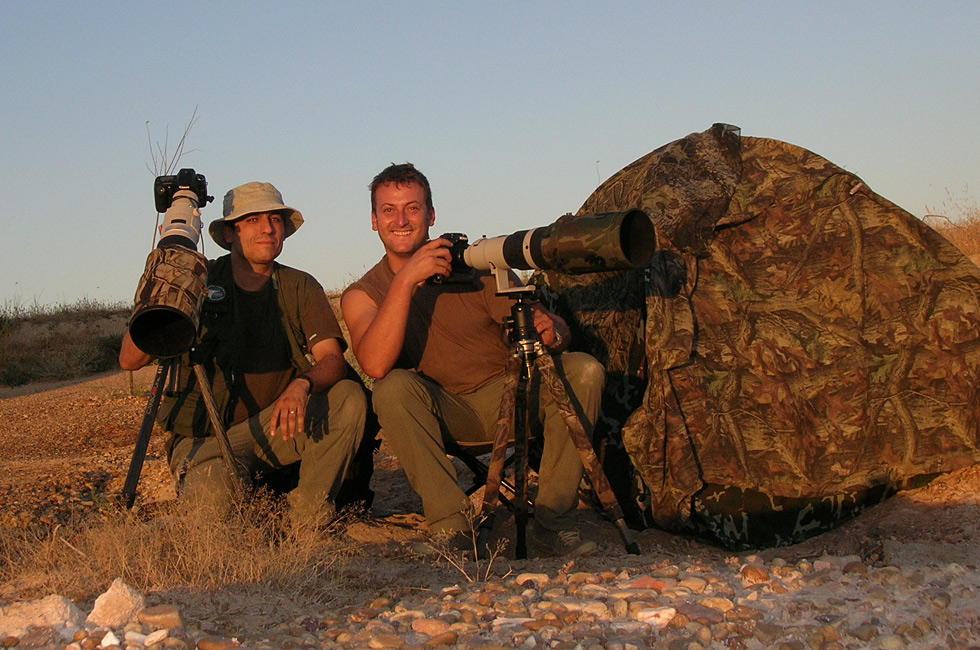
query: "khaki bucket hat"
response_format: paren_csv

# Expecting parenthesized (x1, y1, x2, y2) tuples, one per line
(209, 181, 304, 250)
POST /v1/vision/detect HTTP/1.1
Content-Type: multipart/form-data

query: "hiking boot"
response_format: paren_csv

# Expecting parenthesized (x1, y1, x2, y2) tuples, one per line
(530, 525, 597, 558)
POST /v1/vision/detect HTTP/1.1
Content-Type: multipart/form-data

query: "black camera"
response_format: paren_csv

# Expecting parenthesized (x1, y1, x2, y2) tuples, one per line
(154, 168, 212, 214)
(429, 232, 477, 284)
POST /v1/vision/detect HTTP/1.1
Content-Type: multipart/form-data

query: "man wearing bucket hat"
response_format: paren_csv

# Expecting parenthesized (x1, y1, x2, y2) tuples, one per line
(120, 181, 366, 527)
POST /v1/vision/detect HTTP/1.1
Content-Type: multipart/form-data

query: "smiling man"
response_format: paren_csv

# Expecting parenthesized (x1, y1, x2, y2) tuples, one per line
(342, 163, 604, 557)
(119, 181, 366, 528)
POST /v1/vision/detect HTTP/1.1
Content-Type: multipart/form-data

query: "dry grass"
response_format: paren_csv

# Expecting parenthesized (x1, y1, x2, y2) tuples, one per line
(0, 295, 366, 611)
(423, 507, 510, 583)
(924, 187, 980, 257)
(0, 491, 358, 606)
(0, 298, 129, 387)
(0, 297, 128, 323)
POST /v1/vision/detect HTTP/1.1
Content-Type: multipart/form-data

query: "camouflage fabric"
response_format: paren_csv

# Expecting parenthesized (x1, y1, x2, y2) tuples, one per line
(547, 124, 980, 548)
(129, 245, 209, 358)
(537, 210, 657, 274)
(543, 123, 741, 528)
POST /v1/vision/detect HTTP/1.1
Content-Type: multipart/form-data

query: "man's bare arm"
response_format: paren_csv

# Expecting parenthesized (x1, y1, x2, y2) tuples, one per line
(341, 283, 411, 380)
(119, 331, 153, 371)
(342, 239, 452, 379)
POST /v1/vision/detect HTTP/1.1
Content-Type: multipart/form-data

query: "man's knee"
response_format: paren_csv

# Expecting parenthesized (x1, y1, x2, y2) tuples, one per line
(562, 352, 606, 392)
(327, 379, 368, 427)
(372, 369, 427, 416)
(177, 458, 237, 513)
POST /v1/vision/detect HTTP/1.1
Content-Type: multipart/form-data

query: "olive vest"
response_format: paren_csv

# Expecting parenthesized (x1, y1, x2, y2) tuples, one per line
(157, 255, 316, 439)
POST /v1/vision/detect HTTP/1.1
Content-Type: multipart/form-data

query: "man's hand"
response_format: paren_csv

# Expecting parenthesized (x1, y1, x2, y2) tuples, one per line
(269, 377, 311, 441)
(118, 331, 153, 371)
(531, 305, 570, 353)
(398, 237, 453, 288)
(268, 338, 346, 441)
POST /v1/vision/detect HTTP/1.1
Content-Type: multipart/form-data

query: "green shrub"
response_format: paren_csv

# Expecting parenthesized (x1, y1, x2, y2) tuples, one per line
(0, 362, 31, 387)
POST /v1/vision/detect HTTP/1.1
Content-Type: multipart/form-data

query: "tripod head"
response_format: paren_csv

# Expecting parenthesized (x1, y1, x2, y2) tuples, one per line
(502, 285, 544, 361)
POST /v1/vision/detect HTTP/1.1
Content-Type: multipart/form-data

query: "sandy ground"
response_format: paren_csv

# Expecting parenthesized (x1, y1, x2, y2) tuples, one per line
(1, 367, 979, 621)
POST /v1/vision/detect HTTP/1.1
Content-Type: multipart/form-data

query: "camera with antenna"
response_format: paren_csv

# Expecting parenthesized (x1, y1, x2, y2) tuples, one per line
(128, 168, 213, 358)
(154, 168, 212, 214)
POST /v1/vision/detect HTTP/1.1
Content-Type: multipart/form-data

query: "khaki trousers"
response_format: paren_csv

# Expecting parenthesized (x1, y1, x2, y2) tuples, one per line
(373, 352, 605, 534)
(169, 378, 366, 520)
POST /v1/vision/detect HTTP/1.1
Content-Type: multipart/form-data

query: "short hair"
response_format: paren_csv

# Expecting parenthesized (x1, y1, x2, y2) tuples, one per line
(369, 163, 433, 212)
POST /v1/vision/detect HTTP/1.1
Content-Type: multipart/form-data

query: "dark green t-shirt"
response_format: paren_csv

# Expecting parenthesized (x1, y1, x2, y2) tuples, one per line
(226, 280, 296, 425)
(159, 257, 342, 437)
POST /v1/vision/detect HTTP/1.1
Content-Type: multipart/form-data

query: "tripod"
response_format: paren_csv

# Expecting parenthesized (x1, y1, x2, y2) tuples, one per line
(477, 287, 641, 559)
(120, 358, 246, 508)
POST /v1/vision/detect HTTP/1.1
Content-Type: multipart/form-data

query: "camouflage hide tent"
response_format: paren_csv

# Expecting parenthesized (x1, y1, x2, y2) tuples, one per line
(545, 123, 980, 549)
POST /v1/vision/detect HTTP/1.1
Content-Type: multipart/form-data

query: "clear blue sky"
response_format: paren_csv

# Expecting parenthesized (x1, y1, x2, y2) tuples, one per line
(2, 1, 978, 308)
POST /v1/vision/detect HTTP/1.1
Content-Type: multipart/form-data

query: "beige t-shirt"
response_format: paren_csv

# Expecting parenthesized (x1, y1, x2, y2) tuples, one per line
(345, 257, 513, 394)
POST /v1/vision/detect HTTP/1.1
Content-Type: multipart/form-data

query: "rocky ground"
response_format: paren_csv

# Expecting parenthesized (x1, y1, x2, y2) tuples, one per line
(1, 368, 979, 649)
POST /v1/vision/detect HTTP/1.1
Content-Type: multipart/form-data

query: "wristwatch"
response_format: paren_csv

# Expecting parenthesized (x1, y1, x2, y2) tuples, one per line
(550, 329, 564, 350)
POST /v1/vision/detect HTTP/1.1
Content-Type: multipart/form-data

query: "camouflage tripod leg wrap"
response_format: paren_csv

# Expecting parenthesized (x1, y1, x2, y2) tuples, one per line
(477, 355, 523, 557)
(480, 356, 522, 516)
(535, 353, 641, 555)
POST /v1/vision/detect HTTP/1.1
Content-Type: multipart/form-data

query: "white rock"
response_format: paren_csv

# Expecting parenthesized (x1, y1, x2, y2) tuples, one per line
(515, 573, 549, 588)
(143, 629, 169, 645)
(100, 629, 120, 648)
(943, 563, 966, 577)
(492, 617, 534, 627)
(87, 578, 145, 629)
(0, 594, 86, 638)
(633, 606, 676, 629)
(124, 630, 147, 644)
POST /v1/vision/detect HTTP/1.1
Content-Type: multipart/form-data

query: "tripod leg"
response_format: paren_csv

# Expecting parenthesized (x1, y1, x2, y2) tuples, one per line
(513, 362, 532, 560)
(477, 356, 521, 557)
(479, 356, 521, 513)
(535, 354, 641, 555)
(191, 364, 248, 501)
(121, 359, 172, 509)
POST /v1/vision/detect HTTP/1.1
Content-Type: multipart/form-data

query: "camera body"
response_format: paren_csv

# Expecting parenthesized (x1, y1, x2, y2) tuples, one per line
(430, 232, 477, 284)
(154, 168, 211, 214)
